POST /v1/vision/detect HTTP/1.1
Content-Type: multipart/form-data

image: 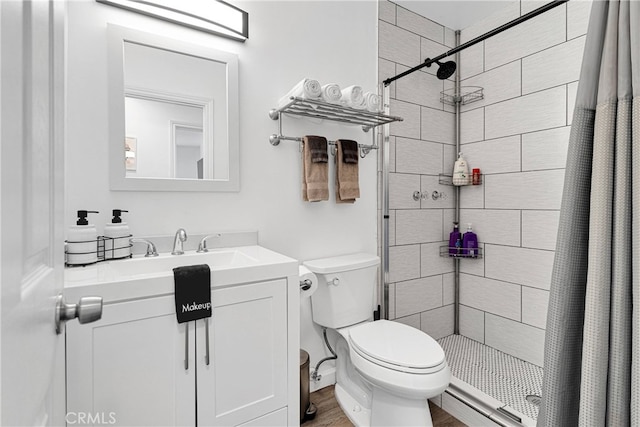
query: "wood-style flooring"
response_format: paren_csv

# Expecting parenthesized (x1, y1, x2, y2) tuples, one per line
(302, 385, 466, 427)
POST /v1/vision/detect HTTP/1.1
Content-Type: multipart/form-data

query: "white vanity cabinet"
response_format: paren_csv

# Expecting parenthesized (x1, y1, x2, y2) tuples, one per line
(64, 244, 299, 427)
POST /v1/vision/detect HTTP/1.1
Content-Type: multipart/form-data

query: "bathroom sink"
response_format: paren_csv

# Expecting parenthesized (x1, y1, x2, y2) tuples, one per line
(106, 248, 258, 279)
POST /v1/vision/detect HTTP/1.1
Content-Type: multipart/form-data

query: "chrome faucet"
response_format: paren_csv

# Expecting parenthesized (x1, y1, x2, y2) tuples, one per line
(171, 228, 188, 255)
(197, 234, 221, 253)
(130, 238, 159, 257)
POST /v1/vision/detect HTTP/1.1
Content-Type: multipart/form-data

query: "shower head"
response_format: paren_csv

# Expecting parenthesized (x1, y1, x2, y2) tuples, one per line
(435, 60, 457, 80)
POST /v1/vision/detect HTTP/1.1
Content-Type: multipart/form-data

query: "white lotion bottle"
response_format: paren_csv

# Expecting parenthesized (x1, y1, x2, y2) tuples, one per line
(104, 209, 131, 259)
(452, 152, 470, 186)
(66, 210, 99, 265)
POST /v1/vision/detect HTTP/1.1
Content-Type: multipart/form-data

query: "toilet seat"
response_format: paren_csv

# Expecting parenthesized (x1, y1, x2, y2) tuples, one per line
(348, 320, 446, 374)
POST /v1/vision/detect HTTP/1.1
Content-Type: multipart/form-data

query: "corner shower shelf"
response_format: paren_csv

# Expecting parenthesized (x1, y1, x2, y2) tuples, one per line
(439, 245, 483, 259)
(268, 96, 403, 156)
(440, 86, 484, 106)
(439, 173, 483, 186)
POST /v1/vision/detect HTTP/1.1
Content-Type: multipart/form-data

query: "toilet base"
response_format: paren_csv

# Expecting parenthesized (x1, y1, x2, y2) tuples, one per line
(335, 383, 371, 426)
(335, 382, 434, 427)
(370, 386, 433, 427)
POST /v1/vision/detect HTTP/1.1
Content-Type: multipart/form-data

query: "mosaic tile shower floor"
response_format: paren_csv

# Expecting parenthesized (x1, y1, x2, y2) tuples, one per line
(438, 335, 544, 421)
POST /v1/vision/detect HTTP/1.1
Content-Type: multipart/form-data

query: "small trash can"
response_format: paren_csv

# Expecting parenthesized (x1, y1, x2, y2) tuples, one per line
(300, 349, 317, 423)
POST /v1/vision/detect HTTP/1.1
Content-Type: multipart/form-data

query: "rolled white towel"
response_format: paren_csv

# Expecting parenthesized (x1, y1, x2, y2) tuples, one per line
(363, 92, 382, 112)
(278, 78, 322, 107)
(321, 83, 342, 104)
(340, 85, 364, 109)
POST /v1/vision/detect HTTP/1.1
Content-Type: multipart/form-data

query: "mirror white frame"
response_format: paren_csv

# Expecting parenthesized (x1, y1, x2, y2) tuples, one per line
(107, 24, 239, 192)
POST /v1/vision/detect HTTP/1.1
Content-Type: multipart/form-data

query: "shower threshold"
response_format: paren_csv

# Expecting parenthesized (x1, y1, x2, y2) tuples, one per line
(435, 335, 543, 427)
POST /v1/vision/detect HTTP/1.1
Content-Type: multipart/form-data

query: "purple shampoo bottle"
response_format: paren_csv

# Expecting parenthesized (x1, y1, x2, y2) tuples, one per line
(462, 223, 479, 257)
(449, 222, 462, 256)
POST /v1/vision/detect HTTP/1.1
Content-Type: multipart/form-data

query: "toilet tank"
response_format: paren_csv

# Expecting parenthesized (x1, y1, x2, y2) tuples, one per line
(303, 253, 380, 329)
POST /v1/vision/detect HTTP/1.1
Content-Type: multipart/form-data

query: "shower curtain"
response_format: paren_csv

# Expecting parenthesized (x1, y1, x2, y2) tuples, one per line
(538, 0, 638, 425)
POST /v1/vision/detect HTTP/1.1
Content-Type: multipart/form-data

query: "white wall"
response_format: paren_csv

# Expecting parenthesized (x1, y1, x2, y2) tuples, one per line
(65, 0, 378, 383)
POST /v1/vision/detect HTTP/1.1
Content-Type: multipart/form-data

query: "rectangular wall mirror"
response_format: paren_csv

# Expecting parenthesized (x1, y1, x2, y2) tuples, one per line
(108, 24, 239, 191)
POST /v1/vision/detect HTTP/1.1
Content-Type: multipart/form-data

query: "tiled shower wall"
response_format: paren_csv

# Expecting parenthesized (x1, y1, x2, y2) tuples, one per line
(379, 0, 592, 366)
(378, 1, 458, 341)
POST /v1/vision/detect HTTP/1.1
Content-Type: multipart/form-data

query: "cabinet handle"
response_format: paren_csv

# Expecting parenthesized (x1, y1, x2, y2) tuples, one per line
(184, 322, 189, 370)
(205, 318, 210, 366)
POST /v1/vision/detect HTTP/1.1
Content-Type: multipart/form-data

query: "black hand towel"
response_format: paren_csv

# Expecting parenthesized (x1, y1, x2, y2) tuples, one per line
(305, 135, 329, 163)
(338, 139, 359, 164)
(173, 264, 212, 323)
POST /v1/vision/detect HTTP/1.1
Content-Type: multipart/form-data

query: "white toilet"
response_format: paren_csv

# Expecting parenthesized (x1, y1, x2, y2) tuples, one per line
(304, 253, 451, 427)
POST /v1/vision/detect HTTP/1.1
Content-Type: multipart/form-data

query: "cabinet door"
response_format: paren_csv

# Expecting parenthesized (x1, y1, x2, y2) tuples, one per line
(197, 279, 288, 426)
(67, 295, 196, 426)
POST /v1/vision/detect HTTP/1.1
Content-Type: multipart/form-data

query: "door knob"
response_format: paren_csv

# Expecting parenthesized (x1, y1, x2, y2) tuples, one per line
(55, 294, 103, 334)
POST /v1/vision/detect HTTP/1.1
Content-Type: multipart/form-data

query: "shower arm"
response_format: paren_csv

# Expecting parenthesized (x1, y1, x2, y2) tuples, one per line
(382, 0, 569, 87)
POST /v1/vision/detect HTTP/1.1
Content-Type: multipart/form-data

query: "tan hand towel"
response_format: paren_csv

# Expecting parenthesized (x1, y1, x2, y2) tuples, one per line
(335, 139, 360, 204)
(302, 136, 329, 202)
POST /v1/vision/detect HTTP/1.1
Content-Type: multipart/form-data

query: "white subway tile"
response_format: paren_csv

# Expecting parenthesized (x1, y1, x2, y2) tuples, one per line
(567, 81, 579, 125)
(443, 79, 456, 113)
(421, 241, 455, 276)
(421, 107, 455, 144)
(390, 99, 421, 139)
(397, 6, 444, 44)
(459, 242, 485, 276)
(522, 210, 560, 250)
(461, 61, 521, 111)
(396, 67, 444, 111)
(522, 126, 570, 171)
(460, 42, 484, 80)
(388, 209, 396, 246)
(388, 135, 396, 173)
(420, 304, 454, 340)
(379, 0, 396, 25)
(389, 244, 421, 282)
(522, 287, 550, 329)
(395, 276, 444, 318)
(443, 272, 454, 305)
(395, 138, 443, 175)
(521, 0, 552, 15)
(485, 86, 566, 139)
(461, 1, 520, 42)
(461, 136, 521, 174)
(389, 173, 420, 209)
(379, 20, 421, 67)
(522, 36, 586, 94)
(458, 182, 485, 209)
(485, 244, 555, 290)
(567, 0, 593, 39)
(394, 314, 421, 330)
(421, 175, 456, 209)
(460, 304, 485, 343)
(459, 209, 521, 246)
(460, 108, 484, 144)
(379, 58, 396, 99)
(459, 274, 521, 321)
(444, 145, 457, 176)
(444, 27, 456, 48)
(485, 170, 565, 210)
(396, 209, 443, 245)
(484, 5, 566, 70)
(485, 314, 545, 366)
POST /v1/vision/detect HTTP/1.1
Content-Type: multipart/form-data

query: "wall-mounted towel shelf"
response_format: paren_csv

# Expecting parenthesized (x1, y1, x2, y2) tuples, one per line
(269, 96, 403, 157)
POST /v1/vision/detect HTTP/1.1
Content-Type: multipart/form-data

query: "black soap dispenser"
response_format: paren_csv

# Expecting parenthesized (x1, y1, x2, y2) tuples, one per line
(67, 210, 99, 265)
(104, 209, 130, 259)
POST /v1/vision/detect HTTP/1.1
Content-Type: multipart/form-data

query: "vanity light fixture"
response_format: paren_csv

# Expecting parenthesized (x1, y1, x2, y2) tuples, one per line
(96, 0, 249, 42)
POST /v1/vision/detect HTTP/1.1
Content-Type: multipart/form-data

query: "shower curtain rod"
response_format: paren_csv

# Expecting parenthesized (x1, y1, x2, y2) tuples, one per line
(382, 0, 569, 86)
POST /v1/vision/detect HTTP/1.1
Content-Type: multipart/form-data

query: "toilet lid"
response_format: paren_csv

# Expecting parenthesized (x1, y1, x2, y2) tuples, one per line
(349, 320, 445, 369)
